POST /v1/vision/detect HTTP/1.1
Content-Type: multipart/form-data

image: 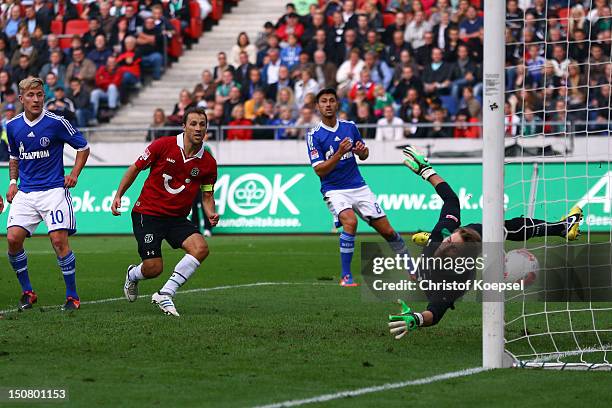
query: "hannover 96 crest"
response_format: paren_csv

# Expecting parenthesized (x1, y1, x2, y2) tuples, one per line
(191, 168, 200, 177)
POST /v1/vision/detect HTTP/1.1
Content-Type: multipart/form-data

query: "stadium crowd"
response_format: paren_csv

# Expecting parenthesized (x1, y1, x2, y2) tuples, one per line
(0, 0, 212, 134)
(151, 0, 610, 141)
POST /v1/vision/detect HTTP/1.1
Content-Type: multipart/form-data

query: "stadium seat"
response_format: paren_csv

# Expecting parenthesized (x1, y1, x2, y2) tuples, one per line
(51, 20, 63, 35)
(382, 13, 396, 28)
(185, 1, 203, 40)
(210, 0, 223, 21)
(440, 95, 458, 117)
(60, 19, 89, 49)
(168, 19, 184, 58)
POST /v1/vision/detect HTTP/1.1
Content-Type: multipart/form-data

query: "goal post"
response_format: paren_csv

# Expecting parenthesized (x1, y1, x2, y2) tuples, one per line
(482, 0, 508, 369)
(483, 0, 612, 370)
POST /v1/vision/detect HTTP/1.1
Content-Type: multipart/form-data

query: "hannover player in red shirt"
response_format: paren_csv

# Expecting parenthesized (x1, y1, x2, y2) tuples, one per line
(111, 107, 219, 316)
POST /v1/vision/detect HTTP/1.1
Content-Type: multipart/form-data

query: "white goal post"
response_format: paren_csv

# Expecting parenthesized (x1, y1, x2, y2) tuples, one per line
(483, 0, 612, 370)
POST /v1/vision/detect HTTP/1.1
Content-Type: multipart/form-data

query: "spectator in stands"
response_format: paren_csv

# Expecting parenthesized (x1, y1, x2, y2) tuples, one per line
(459, 86, 481, 120)
(4, 7, 21, 39)
(241, 67, 266, 100)
(451, 44, 480, 102)
(45, 86, 77, 124)
(271, 105, 295, 140)
(83, 18, 105, 52)
(266, 64, 293, 100)
(355, 14, 370, 45)
(405, 103, 429, 138)
(67, 78, 93, 127)
(40, 34, 63, 65)
(137, 17, 164, 80)
(12, 55, 37, 86)
(227, 104, 253, 140)
(43, 72, 61, 100)
(292, 105, 318, 139)
(373, 84, 394, 118)
(99, 2, 117, 36)
(302, 11, 326, 47)
(432, 11, 452, 50)
(248, 98, 273, 139)
(87, 34, 113, 69)
(414, 31, 435, 68)
(196, 69, 216, 103)
(375, 105, 404, 141)
(280, 34, 302, 71)
(275, 86, 296, 117)
(349, 69, 375, 102)
(422, 48, 456, 96)
(138, 0, 160, 19)
(110, 17, 130, 53)
(244, 88, 265, 120)
(443, 26, 463, 63)
(363, 51, 392, 90)
(66, 47, 97, 90)
(340, 0, 358, 28)
(231, 32, 257, 66)
(588, 44, 607, 81)
(353, 102, 376, 138)
(91, 55, 122, 118)
(110, 0, 126, 17)
(568, 29, 589, 63)
(223, 86, 243, 122)
(0, 72, 18, 104)
(262, 48, 283, 85)
(255, 21, 275, 51)
(33, 0, 53, 34)
(147, 108, 175, 140)
(453, 109, 479, 138)
(124, 4, 143, 34)
(335, 28, 360, 66)
(257, 34, 280, 67)
(216, 69, 240, 103)
(151, 5, 176, 43)
(336, 48, 364, 97)
(116, 36, 141, 104)
(391, 65, 423, 102)
(213, 51, 235, 83)
(383, 11, 407, 44)
(312, 50, 337, 89)
(1, 88, 22, 114)
(55, 0, 78, 24)
(168, 0, 191, 34)
(550, 44, 570, 78)
(235, 51, 256, 86)
(0, 53, 11, 77)
(38, 51, 66, 88)
(521, 107, 543, 137)
(276, 12, 305, 43)
(386, 30, 412, 67)
(23, 7, 38, 36)
(427, 108, 452, 138)
(304, 28, 334, 60)
(504, 102, 520, 137)
(294, 66, 319, 105)
(404, 10, 431, 50)
(167, 88, 196, 124)
(206, 103, 226, 138)
(275, 3, 298, 28)
(330, 10, 347, 49)
(11, 36, 39, 71)
(363, 30, 386, 60)
(459, 6, 483, 40)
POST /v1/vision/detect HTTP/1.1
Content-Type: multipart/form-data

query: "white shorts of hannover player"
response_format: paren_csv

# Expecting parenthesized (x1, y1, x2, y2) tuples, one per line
(7, 187, 76, 236)
(324, 185, 386, 227)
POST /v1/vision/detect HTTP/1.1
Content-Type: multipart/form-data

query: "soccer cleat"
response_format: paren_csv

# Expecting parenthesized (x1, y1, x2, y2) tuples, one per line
(151, 292, 180, 316)
(62, 296, 80, 311)
(561, 206, 583, 241)
(123, 264, 139, 302)
(412, 231, 431, 246)
(339, 274, 359, 287)
(18, 290, 38, 310)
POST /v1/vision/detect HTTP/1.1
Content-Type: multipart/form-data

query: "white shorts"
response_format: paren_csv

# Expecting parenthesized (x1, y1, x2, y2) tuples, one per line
(7, 187, 76, 236)
(324, 185, 386, 227)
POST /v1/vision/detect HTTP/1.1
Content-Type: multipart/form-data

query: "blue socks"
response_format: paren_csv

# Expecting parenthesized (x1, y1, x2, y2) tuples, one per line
(386, 232, 414, 274)
(8, 250, 32, 292)
(58, 251, 78, 300)
(339, 231, 355, 278)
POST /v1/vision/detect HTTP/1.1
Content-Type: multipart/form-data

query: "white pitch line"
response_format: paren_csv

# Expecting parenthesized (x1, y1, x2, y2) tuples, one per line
(253, 367, 490, 408)
(0, 281, 333, 315)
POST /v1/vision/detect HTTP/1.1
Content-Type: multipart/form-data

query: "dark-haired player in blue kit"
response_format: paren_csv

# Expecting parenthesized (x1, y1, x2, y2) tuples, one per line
(3, 77, 90, 311)
(307, 88, 409, 286)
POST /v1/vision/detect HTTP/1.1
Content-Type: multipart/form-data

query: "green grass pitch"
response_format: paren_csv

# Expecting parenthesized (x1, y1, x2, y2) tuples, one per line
(0, 235, 611, 407)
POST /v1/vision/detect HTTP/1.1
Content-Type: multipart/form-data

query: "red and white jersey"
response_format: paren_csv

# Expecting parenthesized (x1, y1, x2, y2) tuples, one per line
(133, 134, 217, 217)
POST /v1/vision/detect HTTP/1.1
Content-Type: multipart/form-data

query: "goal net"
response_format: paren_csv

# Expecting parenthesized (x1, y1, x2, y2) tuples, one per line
(499, 0, 612, 370)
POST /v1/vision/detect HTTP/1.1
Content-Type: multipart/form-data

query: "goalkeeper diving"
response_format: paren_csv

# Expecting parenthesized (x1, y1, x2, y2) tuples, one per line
(388, 146, 583, 339)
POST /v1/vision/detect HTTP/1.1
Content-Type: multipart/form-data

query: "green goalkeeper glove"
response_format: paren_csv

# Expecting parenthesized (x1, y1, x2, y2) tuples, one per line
(402, 146, 436, 180)
(388, 299, 421, 339)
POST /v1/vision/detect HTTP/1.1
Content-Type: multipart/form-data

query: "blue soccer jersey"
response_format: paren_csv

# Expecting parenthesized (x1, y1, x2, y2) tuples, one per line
(306, 119, 366, 194)
(7, 110, 89, 193)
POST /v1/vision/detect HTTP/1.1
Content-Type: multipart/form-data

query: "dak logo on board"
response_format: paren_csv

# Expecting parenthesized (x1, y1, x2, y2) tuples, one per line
(191, 168, 199, 177)
(144, 234, 154, 243)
